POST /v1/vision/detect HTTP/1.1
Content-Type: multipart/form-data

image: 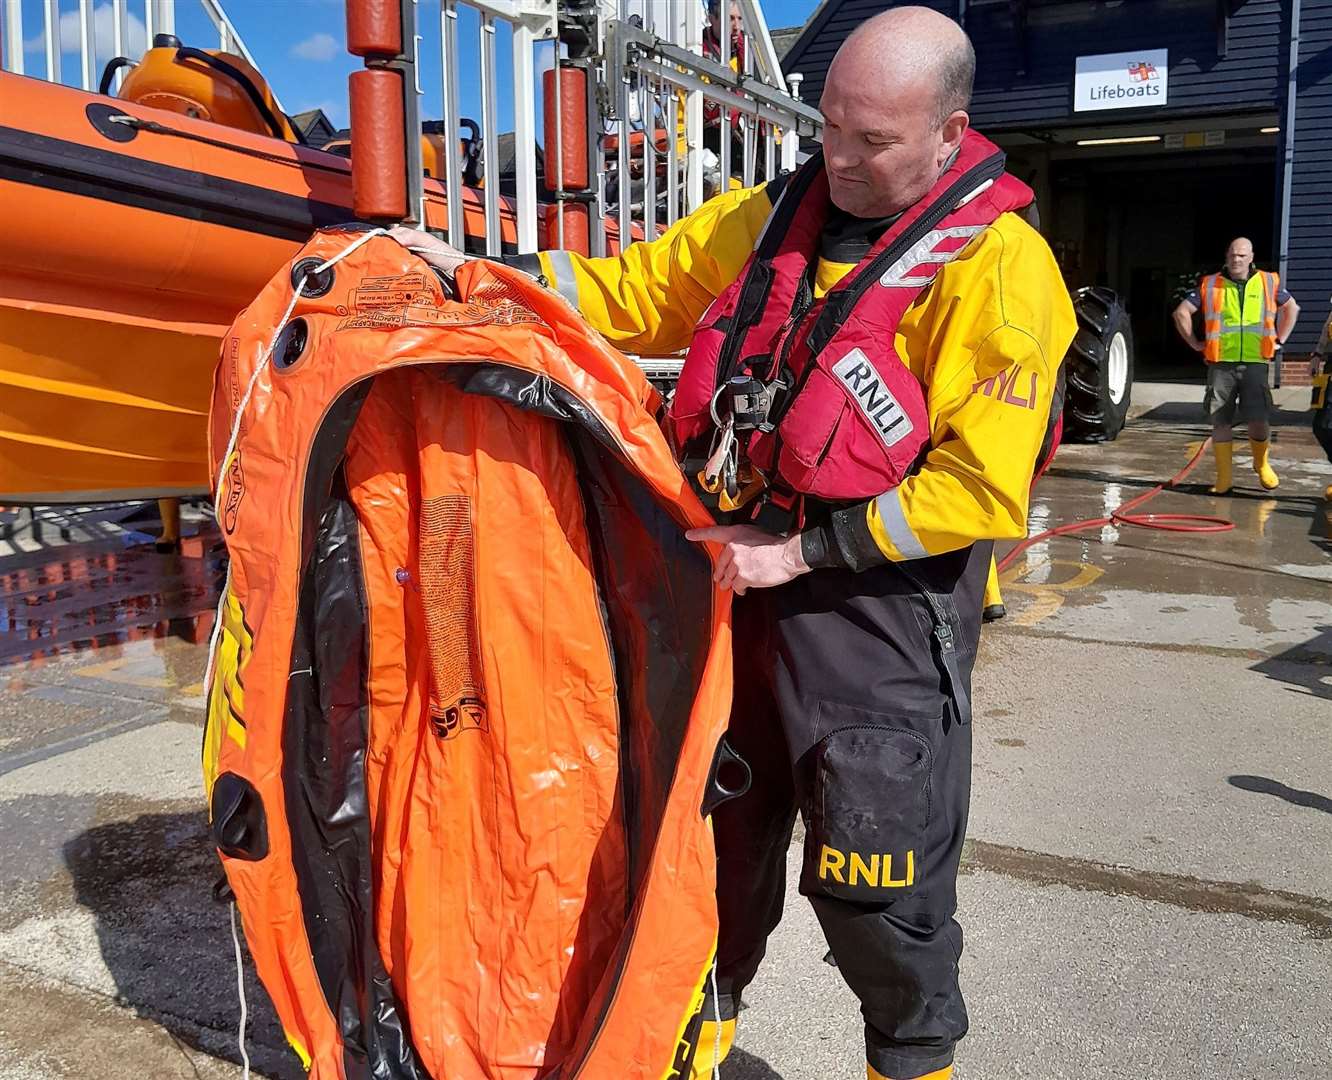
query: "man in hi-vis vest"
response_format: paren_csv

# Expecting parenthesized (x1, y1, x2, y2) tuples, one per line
(1173, 237, 1300, 492)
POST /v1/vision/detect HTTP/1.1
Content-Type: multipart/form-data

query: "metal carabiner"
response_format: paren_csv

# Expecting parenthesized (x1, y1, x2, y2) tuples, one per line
(698, 414, 737, 494)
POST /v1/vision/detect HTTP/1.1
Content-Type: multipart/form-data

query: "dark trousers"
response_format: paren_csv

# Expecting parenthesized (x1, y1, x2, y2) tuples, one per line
(710, 542, 987, 1080)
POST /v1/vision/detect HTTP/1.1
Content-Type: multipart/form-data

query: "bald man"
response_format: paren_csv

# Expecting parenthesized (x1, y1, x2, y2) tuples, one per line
(1174, 238, 1299, 492)
(397, 9, 1075, 1079)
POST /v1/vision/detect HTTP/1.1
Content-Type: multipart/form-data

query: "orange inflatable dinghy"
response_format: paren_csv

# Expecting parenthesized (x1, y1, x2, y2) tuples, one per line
(203, 227, 739, 1079)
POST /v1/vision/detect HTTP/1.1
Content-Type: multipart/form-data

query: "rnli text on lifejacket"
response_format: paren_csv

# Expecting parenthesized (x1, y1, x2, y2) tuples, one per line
(831, 349, 916, 448)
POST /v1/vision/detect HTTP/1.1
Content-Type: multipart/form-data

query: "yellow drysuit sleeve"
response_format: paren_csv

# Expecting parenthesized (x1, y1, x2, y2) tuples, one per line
(531, 183, 775, 356)
(865, 323, 1061, 560)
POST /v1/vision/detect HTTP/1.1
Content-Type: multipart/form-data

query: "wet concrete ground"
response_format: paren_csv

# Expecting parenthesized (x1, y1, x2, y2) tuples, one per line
(0, 404, 1328, 1079)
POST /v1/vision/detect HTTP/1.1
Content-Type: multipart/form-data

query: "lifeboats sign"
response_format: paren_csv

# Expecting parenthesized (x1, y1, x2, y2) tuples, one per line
(1074, 49, 1168, 112)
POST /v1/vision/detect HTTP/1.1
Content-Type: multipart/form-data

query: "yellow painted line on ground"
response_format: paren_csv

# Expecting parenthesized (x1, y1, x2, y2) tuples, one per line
(1000, 558, 1106, 627)
(73, 656, 169, 689)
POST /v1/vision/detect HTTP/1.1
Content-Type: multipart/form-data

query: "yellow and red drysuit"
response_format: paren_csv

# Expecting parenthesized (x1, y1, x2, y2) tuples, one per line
(523, 178, 1075, 566)
(512, 165, 1076, 1080)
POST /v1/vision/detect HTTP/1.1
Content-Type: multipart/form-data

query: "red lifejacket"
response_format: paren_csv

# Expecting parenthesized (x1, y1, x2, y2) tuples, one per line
(669, 130, 1033, 508)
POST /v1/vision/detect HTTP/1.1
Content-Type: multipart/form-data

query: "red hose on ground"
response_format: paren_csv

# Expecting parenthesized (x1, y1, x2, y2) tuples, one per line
(996, 436, 1235, 575)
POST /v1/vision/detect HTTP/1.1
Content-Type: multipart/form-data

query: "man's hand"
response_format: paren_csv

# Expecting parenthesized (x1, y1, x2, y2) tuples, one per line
(388, 225, 467, 276)
(685, 525, 810, 594)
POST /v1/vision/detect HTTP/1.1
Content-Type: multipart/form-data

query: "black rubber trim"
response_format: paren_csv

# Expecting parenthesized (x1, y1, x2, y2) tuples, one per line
(272, 317, 310, 371)
(210, 772, 269, 860)
(285, 383, 426, 1080)
(97, 57, 136, 97)
(173, 47, 300, 143)
(85, 102, 139, 143)
(700, 736, 752, 817)
(828, 501, 889, 572)
(440, 365, 624, 456)
(0, 123, 353, 242)
(291, 257, 335, 297)
(501, 253, 545, 279)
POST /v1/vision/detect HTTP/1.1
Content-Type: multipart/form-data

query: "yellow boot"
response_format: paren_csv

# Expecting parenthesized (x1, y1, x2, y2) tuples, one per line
(868, 1065, 953, 1080)
(982, 555, 1005, 623)
(1210, 441, 1233, 495)
(1249, 438, 1280, 490)
(689, 1018, 736, 1079)
(155, 497, 181, 552)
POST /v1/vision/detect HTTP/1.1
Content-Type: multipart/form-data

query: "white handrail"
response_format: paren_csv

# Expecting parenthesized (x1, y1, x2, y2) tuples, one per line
(0, 0, 818, 257)
(1, 0, 276, 106)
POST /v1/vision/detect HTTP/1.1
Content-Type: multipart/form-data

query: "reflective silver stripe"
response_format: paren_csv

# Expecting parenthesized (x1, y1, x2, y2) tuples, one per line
(874, 489, 929, 560)
(1204, 329, 1222, 340)
(878, 225, 986, 288)
(543, 249, 582, 308)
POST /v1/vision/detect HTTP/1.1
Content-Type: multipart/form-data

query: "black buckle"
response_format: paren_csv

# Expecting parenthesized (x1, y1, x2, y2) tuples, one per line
(724, 374, 787, 433)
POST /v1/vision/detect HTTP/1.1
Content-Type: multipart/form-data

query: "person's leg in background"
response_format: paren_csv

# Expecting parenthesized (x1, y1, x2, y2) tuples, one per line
(1314, 354, 1332, 498)
(984, 381, 1063, 626)
(156, 497, 181, 553)
(982, 555, 1005, 622)
(1241, 361, 1279, 490)
(1204, 363, 1240, 494)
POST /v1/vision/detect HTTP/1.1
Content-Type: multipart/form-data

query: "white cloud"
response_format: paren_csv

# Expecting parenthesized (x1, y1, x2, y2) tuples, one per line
(291, 32, 339, 62)
(24, 3, 148, 61)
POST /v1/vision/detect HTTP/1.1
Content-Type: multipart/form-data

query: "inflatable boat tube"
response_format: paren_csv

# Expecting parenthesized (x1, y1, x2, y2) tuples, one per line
(203, 227, 737, 1079)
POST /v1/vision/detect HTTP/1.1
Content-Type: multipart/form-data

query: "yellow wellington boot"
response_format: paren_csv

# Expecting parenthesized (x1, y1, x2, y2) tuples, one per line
(982, 555, 1006, 623)
(689, 1018, 736, 1079)
(1250, 438, 1280, 490)
(867, 1065, 953, 1080)
(1210, 441, 1234, 495)
(155, 497, 181, 553)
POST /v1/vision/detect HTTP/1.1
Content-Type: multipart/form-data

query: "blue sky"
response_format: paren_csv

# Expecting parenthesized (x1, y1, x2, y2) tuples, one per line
(19, 0, 819, 132)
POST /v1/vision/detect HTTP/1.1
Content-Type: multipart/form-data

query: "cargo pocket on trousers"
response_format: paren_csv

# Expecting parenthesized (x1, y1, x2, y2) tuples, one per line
(800, 715, 933, 902)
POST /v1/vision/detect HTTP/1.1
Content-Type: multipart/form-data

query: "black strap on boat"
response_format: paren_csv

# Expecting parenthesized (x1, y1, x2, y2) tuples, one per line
(173, 47, 305, 144)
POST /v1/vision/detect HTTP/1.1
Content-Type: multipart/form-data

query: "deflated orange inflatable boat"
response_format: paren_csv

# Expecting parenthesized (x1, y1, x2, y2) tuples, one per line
(202, 227, 738, 1079)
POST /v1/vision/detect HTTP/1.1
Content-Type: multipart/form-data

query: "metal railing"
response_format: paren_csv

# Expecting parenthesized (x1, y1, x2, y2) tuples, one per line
(1, 0, 272, 102)
(425, 0, 559, 255)
(413, 0, 821, 257)
(1, 0, 819, 257)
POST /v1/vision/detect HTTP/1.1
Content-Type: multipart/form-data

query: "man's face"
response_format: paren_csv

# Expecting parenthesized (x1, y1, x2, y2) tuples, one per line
(709, 1, 742, 42)
(1225, 242, 1254, 279)
(820, 61, 967, 218)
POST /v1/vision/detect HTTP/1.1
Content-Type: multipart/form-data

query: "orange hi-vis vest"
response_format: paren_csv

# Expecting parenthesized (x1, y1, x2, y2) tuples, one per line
(1200, 270, 1280, 363)
(204, 228, 739, 1080)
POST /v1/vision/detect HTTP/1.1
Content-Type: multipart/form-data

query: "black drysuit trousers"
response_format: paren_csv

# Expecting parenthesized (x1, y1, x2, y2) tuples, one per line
(706, 541, 987, 1080)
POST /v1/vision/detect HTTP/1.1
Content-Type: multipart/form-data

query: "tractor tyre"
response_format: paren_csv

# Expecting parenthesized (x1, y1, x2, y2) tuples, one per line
(1063, 286, 1134, 443)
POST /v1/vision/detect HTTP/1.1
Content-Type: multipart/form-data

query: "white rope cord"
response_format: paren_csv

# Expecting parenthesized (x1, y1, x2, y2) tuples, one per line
(230, 901, 252, 1080)
(205, 228, 388, 1077)
(201, 227, 388, 713)
(710, 964, 723, 1080)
